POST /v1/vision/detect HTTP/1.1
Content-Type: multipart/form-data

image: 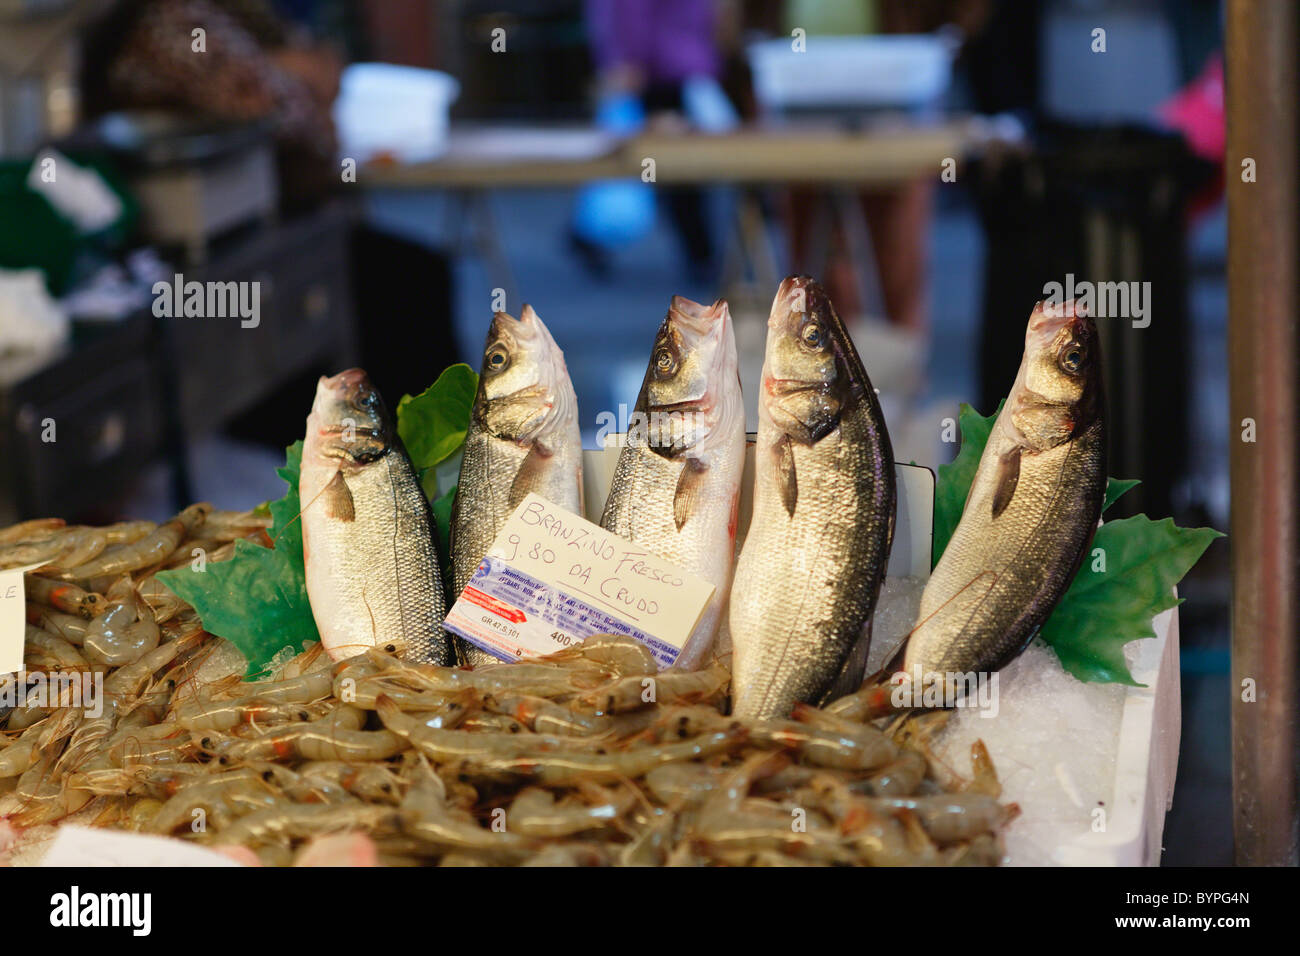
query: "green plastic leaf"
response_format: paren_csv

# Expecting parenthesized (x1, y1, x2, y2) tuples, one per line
(158, 442, 319, 676)
(1040, 517, 1223, 684)
(432, 485, 456, 565)
(397, 364, 478, 474)
(932, 402, 1001, 568)
(1103, 477, 1140, 513)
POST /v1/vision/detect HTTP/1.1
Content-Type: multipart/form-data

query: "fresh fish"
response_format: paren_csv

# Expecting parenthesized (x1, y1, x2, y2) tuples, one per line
(900, 299, 1105, 682)
(300, 369, 451, 665)
(450, 306, 583, 667)
(729, 277, 895, 718)
(600, 297, 746, 670)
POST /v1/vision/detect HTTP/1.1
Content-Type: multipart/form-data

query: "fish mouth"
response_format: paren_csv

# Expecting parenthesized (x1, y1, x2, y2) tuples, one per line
(319, 367, 370, 397)
(669, 296, 728, 338)
(649, 396, 713, 417)
(770, 276, 814, 326)
(658, 296, 736, 406)
(765, 377, 823, 398)
(1029, 299, 1090, 339)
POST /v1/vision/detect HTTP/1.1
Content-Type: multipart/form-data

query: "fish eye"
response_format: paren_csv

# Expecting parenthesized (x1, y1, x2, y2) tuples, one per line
(486, 347, 509, 371)
(800, 321, 824, 350)
(1059, 343, 1085, 373)
(654, 347, 676, 376)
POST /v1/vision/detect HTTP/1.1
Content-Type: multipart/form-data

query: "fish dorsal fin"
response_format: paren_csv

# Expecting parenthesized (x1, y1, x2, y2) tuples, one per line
(775, 435, 798, 517)
(673, 458, 708, 531)
(509, 440, 554, 510)
(324, 469, 355, 521)
(991, 448, 1021, 519)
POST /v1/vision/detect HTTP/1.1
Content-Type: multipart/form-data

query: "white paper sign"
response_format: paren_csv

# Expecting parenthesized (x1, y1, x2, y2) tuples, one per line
(443, 493, 715, 668)
(1, 562, 48, 675)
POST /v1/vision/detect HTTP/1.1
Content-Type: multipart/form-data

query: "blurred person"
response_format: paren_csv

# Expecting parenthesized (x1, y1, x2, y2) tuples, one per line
(778, 0, 991, 330)
(571, 0, 737, 282)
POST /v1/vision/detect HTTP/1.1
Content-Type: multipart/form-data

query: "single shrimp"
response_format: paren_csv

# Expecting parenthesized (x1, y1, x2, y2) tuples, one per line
(580, 662, 729, 714)
(210, 801, 402, 849)
(82, 578, 160, 668)
(484, 694, 615, 737)
(171, 694, 330, 732)
(689, 752, 855, 864)
(0, 517, 64, 545)
(866, 793, 1015, 844)
(855, 748, 928, 797)
(643, 762, 731, 808)
(398, 757, 534, 860)
(56, 503, 212, 580)
(0, 723, 44, 778)
(24, 575, 103, 618)
(135, 575, 190, 624)
(26, 603, 89, 644)
(146, 770, 285, 835)
(42, 527, 110, 572)
(232, 666, 334, 706)
(22, 626, 90, 671)
(101, 521, 156, 546)
(541, 633, 659, 677)
(507, 783, 637, 838)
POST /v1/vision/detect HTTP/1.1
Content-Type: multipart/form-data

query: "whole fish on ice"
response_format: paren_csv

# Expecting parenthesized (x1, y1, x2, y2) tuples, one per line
(899, 299, 1106, 684)
(728, 277, 895, 718)
(450, 306, 583, 667)
(600, 296, 746, 670)
(301, 368, 452, 664)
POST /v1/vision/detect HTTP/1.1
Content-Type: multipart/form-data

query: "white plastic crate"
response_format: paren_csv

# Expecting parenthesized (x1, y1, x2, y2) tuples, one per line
(747, 34, 956, 113)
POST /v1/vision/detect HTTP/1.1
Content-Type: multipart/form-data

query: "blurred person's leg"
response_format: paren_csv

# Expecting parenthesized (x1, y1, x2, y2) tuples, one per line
(783, 187, 857, 313)
(643, 82, 717, 280)
(861, 180, 933, 331)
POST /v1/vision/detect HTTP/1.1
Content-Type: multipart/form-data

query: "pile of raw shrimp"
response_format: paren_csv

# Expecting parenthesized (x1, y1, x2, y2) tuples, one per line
(1, 506, 1016, 866)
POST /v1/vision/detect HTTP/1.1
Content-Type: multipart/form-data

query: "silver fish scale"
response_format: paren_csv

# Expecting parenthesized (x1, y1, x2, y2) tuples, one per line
(906, 417, 1105, 676)
(311, 452, 451, 665)
(449, 427, 582, 667)
(730, 404, 894, 719)
(601, 443, 724, 574)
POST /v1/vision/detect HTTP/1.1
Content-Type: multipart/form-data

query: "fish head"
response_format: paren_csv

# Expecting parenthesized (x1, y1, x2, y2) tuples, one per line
(309, 368, 392, 463)
(761, 276, 862, 444)
(477, 305, 574, 443)
(639, 296, 740, 458)
(1011, 299, 1104, 448)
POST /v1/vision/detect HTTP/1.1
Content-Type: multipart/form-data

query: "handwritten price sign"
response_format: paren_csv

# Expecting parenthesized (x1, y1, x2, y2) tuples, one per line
(443, 493, 714, 667)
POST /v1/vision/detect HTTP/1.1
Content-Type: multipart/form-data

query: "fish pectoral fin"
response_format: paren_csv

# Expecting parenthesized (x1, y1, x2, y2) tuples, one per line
(673, 458, 709, 531)
(991, 447, 1021, 520)
(775, 435, 798, 517)
(324, 469, 356, 522)
(509, 441, 553, 509)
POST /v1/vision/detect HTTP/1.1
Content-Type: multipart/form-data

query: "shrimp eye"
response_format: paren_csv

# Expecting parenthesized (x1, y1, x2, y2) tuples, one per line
(486, 347, 509, 371)
(800, 321, 824, 350)
(1059, 343, 1085, 373)
(654, 347, 676, 376)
